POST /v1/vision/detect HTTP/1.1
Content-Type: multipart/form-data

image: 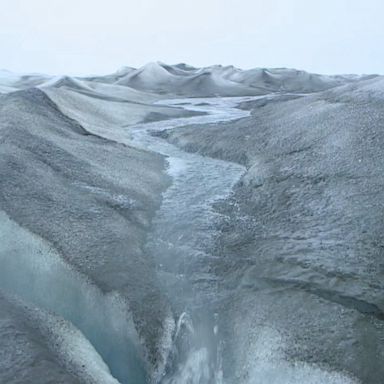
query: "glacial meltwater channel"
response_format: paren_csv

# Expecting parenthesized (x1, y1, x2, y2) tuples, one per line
(130, 97, 257, 383)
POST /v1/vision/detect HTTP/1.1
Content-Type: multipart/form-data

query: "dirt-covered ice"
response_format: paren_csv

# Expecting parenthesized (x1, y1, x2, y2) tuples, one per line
(160, 75, 384, 384)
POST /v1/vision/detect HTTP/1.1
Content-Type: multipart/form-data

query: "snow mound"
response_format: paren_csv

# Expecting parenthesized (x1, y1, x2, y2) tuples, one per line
(111, 62, 372, 97)
(0, 64, 376, 97)
(39, 75, 94, 92)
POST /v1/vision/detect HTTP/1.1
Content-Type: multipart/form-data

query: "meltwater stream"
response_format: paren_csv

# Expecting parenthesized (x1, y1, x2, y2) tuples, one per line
(130, 97, 258, 383)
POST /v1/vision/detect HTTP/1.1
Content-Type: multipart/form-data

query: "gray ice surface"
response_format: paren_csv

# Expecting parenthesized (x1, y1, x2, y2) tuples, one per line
(0, 88, 177, 383)
(160, 76, 384, 383)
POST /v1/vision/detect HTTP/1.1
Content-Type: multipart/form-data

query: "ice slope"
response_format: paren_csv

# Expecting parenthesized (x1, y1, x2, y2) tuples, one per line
(43, 86, 200, 139)
(36, 73, 204, 139)
(157, 76, 384, 384)
(0, 291, 120, 384)
(0, 88, 177, 383)
(39, 74, 159, 103)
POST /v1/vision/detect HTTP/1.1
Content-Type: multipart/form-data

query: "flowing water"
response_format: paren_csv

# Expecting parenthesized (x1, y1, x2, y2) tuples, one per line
(130, 97, 258, 383)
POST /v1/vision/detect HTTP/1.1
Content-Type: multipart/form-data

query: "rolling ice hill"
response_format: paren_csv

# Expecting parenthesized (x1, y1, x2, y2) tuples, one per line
(100, 62, 374, 96)
(1, 62, 375, 98)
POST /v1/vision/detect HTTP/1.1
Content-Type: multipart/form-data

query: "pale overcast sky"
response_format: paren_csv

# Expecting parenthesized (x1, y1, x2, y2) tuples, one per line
(1, 0, 383, 76)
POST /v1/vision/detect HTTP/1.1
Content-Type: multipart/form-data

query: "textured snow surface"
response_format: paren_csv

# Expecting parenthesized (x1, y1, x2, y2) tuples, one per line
(0, 87, 177, 383)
